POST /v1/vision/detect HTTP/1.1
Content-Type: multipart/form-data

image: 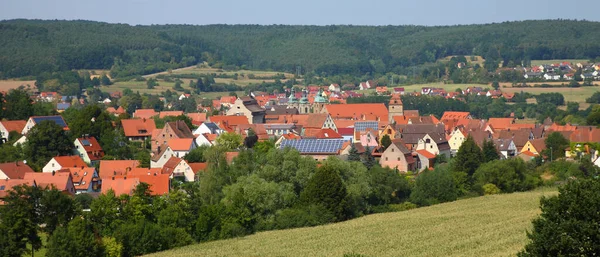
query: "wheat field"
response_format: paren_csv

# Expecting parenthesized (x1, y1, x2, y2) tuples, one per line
(148, 188, 557, 257)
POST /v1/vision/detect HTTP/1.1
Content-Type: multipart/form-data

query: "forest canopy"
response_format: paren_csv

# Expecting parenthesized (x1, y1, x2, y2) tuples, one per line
(1, 19, 600, 78)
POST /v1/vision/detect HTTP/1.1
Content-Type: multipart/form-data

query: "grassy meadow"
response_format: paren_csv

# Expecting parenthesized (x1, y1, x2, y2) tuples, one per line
(148, 188, 557, 257)
(530, 59, 590, 66)
(0, 80, 36, 91)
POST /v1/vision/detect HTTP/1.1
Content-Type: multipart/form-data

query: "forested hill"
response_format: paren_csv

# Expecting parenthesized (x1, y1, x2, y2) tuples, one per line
(1, 19, 600, 79)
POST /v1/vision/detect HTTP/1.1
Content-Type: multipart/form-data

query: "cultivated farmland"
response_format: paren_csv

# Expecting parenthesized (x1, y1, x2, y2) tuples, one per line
(148, 188, 557, 257)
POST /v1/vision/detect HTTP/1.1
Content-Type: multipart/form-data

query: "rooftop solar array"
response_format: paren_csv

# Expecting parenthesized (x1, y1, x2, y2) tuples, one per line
(279, 139, 346, 154)
(33, 116, 67, 128)
(354, 121, 379, 132)
(81, 139, 91, 146)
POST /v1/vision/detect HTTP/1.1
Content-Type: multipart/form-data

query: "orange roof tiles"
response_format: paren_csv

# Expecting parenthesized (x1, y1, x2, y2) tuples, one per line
(0, 179, 36, 201)
(188, 162, 208, 174)
(487, 118, 515, 131)
(324, 103, 388, 121)
(416, 149, 436, 159)
(53, 156, 87, 168)
(304, 128, 342, 139)
(186, 112, 207, 126)
(121, 118, 156, 137)
(133, 109, 158, 119)
(159, 111, 184, 118)
(441, 111, 471, 121)
(0, 161, 35, 179)
(226, 152, 239, 164)
(209, 115, 249, 127)
(101, 177, 140, 196)
(168, 138, 194, 151)
(64, 167, 96, 191)
(333, 119, 356, 129)
(0, 120, 27, 134)
(24, 171, 74, 194)
(99, 160, 140, 179)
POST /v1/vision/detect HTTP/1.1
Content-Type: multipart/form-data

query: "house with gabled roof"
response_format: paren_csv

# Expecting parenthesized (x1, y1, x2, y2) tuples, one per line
(0, 161, 34, 180)
(98, 160, 139, 179)
(151, 120, 195, 153)
(133, 109, 158, 119)
(106, 106, 126, 116)
(415, 149, 436, 172)
(279, 138, 346, 161)
(63, 167, 100, 194)
(494, 138, 517, 159)
(158, 111, 184, 119)
(0, 179, 36, 204)
(416, 133, 451, 158)
(186, 112, 207, 126)
(24, 171, 76, 195)
(521, 138, 546, 156)
(208, 115, 250, 132)
(193, 122, 223, 135)
(22, 116, 69, 135)
(121, 118, 156, 141)
(0, 120, 26, 143)
(43, 156, 87, 173)
(160, 157, 203, 182)
(225, 96, 266, 124)
(322, 103, 388, 122)
(380, 140, 415, 173)
(440, 111, 471, 123)
(73, 136, 104, 165)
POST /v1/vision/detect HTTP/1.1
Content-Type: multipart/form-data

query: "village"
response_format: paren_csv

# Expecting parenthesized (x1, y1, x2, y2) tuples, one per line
(1, 78, 599, 202)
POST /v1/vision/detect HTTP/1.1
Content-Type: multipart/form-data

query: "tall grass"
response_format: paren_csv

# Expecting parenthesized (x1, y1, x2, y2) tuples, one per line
(147, 188, 556, 257)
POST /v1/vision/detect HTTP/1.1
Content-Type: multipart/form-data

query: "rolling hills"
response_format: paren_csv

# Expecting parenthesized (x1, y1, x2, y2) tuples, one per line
(1, 19, 600, 78)
(147, 188, 557, 257)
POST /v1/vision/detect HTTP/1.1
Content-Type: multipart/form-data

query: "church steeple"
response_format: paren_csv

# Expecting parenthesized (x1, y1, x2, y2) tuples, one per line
(388, 94, 404, 123)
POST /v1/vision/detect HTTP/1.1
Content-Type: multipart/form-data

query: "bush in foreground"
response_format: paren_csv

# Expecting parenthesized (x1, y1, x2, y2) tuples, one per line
(519, 179, 600, 256)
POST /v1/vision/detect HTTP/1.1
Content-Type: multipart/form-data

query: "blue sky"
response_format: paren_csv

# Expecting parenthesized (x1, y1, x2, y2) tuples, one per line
(1, 0, 598, 26)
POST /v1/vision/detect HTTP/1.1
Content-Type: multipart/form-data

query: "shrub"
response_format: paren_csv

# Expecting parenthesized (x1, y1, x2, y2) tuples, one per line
(473, 158, 539, 194)
(410, 166, 458, 206)
(482, 183, 501, 195)
(519, 179, 600, 256)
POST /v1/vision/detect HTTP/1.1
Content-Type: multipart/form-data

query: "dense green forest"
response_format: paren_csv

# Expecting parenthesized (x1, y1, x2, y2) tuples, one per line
(1, 19, 600, 79)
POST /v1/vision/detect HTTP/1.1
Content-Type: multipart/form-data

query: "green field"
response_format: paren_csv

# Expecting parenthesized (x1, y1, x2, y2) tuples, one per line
(148, 188, 557, 257)
(143, 66, 299, 86)
(501, 84, 600, 103)
(530, 59, 590, 66)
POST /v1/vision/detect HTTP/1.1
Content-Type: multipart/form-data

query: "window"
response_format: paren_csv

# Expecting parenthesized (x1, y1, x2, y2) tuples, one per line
(52, 163, 55, 167)
(397, 157, 400, 161)
(385, 157, 388, 161)
(430, 145, 433, 149)
(391, 148, 394, 152)
(426, 139, 431, 144)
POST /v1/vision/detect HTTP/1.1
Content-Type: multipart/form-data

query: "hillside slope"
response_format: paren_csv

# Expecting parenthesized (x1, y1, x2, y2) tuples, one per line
(148, 188, 557, 257)
(1, 20, 599, 78)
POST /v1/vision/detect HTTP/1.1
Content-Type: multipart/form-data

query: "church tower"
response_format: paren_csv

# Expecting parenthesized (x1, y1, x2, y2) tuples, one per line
(388, 94, 403, 124)
(287, 88, 299, 110)
(312, 88, 329, 114)
(299, 88, 310, 114)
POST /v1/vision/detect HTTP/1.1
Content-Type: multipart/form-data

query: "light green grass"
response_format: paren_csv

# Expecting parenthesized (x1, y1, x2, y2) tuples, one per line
(530, 59, 590, 66)
(502, 85, 600, 103)
(148, 188, 557, 257)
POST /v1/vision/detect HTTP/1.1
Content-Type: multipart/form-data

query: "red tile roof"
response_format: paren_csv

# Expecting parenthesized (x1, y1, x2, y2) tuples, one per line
(416, 149, 436, 159)
(209, 115, 249, 126)
(159, 111, 184, 118)
(303, 128, 342, 139)
(99, 160, 140, 179)
(121, 119, 156, 138)
(0, 179, 36, 201)
(0, 161, 35, 179)
(133, 109, 158, 119)
(226, 152, 239, 164)
(24, 171, 74, 194)
(324, 104, 388, 121)
(188, 162, 208, 174)
(0, 120, 27, 134)
(441, 111, 471, 121)
(487, 118, 515, 131)
(186, 112, 207, 126)
(101, 177, 140, 196)
(65, 167, 96, 191)
(76, 137, 104, 161)
(168, 138, 194, 151)
(52, 156, 87, 168)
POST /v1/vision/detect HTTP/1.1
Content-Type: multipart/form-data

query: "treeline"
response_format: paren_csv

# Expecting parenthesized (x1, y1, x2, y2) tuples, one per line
(1, 19, 600, 79)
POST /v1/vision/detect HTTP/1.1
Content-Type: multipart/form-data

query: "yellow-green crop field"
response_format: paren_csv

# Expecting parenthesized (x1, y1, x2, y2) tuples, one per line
(148, 188, 557, 257)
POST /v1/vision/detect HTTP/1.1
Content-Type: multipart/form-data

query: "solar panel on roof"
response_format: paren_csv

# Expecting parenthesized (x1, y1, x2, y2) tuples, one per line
(354, 121, 379, 132)
(82, 139, 91, 146)
(33, 116, 67, 128)
(280, 139, 346, 154)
